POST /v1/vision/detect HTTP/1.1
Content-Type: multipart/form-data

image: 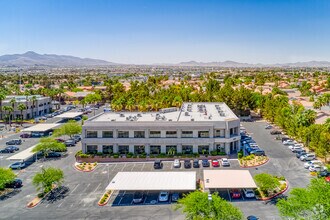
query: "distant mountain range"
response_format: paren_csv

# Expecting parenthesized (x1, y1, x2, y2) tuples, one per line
(0, 51, 118, 67)
(0, 51, 330, 67)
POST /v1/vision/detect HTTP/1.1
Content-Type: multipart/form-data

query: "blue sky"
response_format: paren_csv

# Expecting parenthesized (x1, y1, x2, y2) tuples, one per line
(0, 0, 329, 64)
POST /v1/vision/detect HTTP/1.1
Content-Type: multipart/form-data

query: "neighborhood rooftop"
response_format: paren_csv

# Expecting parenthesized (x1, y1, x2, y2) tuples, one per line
(90, 102, 238, 122)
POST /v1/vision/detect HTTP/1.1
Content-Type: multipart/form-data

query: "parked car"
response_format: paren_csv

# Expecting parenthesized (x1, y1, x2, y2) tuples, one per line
(133, 192, 144, 203)
(20, 133, 31, 138)
(46, 152, 62, 158)
(72, 134, 81, 142)
(0, 148, 14, 153)
(270, 130, 282, 135)
(55, 138, 65, 143)
(250, 149, 265, 156)
(304, 160, 322, 169)
(296, 151, 307, 159)
(184, 159, 191, 169)
(243, 189, 255, 198)
(173, 159, 181, 168)
(291, 146, 303, 153)
(221, 158, 230, 167)
(283, 139, 295, 145)
(300, 153, 316, 161)
(193, 159, 200, 168)
(202, 159, 210, 167)
(212, 159, 220, 167)
(158, 191, 169, 202)
(6, 146, 19, 151)
(6, 139, 22, 145)
(5, 178, 23, 188)
(309, 164, 327, 172)
(265, 125, 272, 129)
(171, 193, 180, 202)
(318, 170, 330, 178)
(64, 139, 76, 147)
(230, 189, 241, 199)
(247, 216, 259, 220)
(153, 160, 163, 169)
(9, 162, 25, 169)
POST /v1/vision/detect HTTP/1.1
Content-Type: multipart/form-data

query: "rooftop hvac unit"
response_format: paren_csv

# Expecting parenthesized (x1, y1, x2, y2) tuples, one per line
(191, 118, 194, 121)
(119, 113, 125, 117)
(185, 112, 189, 116)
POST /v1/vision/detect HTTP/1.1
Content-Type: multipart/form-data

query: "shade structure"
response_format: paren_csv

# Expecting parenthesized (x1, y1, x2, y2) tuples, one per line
(7, 145, 36, 161)
(22, 123, 61, 132)
(54, 112, 83, 119)
(203, 170, 257, 189)
(106, 172, 196, 191)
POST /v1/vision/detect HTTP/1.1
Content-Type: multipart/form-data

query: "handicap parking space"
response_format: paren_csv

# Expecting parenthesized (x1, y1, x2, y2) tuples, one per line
(143, 192, 159, 205)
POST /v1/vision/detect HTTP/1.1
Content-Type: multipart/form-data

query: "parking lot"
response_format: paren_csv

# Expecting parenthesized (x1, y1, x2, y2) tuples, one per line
(0, 120, 315, 220)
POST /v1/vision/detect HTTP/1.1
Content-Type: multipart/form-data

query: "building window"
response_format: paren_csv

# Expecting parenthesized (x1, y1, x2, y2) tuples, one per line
(149, 131, 161, 138)
(166, 131, 177, 138)
(198, 145, 209, 154)
(102, 131, 113, 138)
(102, 145, 113, 154)
(86, 131, 97, 138)
(214, 129, 225, 138)
(198, 131, 209, 138)
(118, 145, 129, 154)
(150, 145, 161, 154)
(86, 145, 98, 154)
(118, 131, 129, 138)
(216, 144, 226, 153)
(166, 145, 177, 154)
(182, 145, 193, 154)
(181, 131, 193, 138)
(134, 131, 145, 138)
(134, 145, 145, 154)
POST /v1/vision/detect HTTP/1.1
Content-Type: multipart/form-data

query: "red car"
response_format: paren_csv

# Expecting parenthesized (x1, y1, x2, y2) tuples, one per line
(212, 159, 220, 167)
(326, 176, 330, 183)
(230, 189, 241, 199)
(55, 138, 65, 142)
(20, 133, 31, 138)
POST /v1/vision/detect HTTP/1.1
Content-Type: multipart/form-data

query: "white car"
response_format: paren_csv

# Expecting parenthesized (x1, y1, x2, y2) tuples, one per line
(221, 158, 230, 167)
(173, 159, 181, 168)
(300, 154, 316, 161)
(243, 189, 255, 198)
(289, 144, 303, 150)
(283, 140, 295, 145)
(309, 164, 327, 172)
(265, 125, 272, 129)
(9, 162, 26, 169)
(158, 191, 169, 202)
(304, 160, 322, 169)
(291, 146, 303, 153)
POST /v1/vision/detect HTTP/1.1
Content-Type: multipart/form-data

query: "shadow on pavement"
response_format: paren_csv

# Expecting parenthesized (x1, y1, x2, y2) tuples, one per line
(44, 186, 70, 203)
(0, 189, 21, 201)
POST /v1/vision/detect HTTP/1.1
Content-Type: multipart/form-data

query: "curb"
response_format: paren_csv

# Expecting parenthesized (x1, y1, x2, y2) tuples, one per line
(257, 180, 289, 201)
(239, 157, 270, 168)
(26, 198, 42, 209)
(98, 191, 112, 206)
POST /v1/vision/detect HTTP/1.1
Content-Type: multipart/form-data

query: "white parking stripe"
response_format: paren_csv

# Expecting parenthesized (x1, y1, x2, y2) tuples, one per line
(70, 184, 79, 194)
(141, 163, 145, 171)
(121, 163, 126, 171)
(130, 164, 135, 171)
(93, 183, 101, 193)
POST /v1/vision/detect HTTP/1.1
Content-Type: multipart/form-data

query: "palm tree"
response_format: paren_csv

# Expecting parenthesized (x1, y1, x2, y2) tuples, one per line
(3, 106, 14, 126)
(17, 103, 26, 125)
(0, 92, 5, 121)
(30, 96, 37, 118)
(9, 98, 16, 122)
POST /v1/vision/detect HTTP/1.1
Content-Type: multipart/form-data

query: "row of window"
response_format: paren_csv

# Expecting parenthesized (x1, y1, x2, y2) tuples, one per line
(85, 144, 225, 154)
(85, 129, 238, 138)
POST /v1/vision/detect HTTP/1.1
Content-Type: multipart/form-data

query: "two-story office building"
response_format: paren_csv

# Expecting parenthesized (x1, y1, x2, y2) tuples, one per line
(1, 95, 52, 120)
(81, 102, 241, 155)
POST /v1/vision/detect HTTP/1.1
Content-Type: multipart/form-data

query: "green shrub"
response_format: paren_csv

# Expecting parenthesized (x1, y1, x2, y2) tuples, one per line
(210, 151, 217, 156)
(217, 152, 226, 156)
(83, 162, 86, 165)
(75, 150, 83, 157)
(96, 152, 103, 156)
(94, 162, 97, 166)
(193, 153, 200, 157)
(80, 154, 90, 158)
(237, 152, 243, 159)
(139, 154, 146, 158)
(280, 183, 286, 191)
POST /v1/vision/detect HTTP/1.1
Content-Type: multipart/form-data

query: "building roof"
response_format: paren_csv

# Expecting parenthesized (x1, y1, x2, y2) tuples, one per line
(22, 123, 61, 132)
(203, 170, 257, 189)
(54, 112, 83, 119)
(7, 145, 36, 161)
(90, 102, 238, 123)
(106, 172, 196, 191)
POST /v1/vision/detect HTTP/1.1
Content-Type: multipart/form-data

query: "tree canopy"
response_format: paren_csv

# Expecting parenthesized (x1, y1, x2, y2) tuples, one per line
(277, 178, 330, 219)
(254, 173, 280, 194)
(32, 167, 64, 194)
(32, 137, 66, 157)
(0, 167, 16, 190)
(53, 121, 82, 138)
(176, 191, 243, 220)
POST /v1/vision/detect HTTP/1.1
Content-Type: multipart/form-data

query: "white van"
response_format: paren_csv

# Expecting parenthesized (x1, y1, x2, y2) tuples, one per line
(304, 160, 322, 169)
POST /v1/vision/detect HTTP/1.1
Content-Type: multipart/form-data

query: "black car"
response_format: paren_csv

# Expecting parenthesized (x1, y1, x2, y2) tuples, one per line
(133, 192, 144, 203)
(202, 159, 210, 167)
(5, 178, 23, 188)
(6, 139, 22, 145)
(184, 160, 191, 169)
(270, 130, 282, 135)
(193, 159, 200, 168)
(318, 170, 330, 178)
(154, 160, 163, 169)
(250, 149, 265, 156)
(37, 152, 62, 158)
(296, 151, 307, 159)
(0, 148, 14, 153)
(6, 146, 19, 151)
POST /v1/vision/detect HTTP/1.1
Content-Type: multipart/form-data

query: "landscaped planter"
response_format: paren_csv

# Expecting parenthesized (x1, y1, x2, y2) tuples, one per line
(256, 180, 289, 201)
(27, 197, 42, 208)
(239, 156, 269, 168)
(76, 155, 229, 163)
(74, 162, 98, 172)
(98, 190, 112, 206)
